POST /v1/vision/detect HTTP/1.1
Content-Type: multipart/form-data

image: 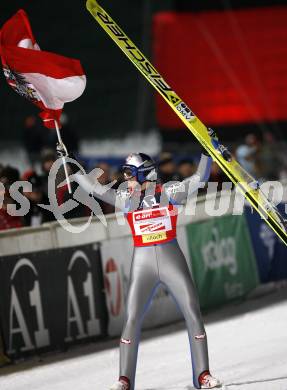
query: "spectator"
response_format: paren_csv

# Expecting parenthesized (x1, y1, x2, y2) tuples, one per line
(41, 149, 57, 176)
(177, 158, 196, 181)
(208, 162, 230, 192)
(0, 165, 20, 187)
(259, 132, 281, 180)
(236, 133, 260, 177)
(278, 140, 287, 180)
(158, 152, 179, 183)
(22, 170, 44, 226)
(40, 149, 58, 223)
(0, 166, 24, 231)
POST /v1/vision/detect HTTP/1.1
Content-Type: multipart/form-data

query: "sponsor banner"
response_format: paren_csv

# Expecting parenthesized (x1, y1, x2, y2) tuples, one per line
(0, 244, 108, 359)
(186, 215, 259, 309)
(244, 204, 287, 283)
(133, 207, 172, 235)
(100, 237, 182, 337)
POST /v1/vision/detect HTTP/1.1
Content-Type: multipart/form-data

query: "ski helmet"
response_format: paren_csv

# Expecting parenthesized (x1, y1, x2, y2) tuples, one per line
(122, 153, 157, 184)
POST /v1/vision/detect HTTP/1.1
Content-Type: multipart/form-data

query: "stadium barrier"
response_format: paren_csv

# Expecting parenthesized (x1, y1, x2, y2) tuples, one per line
(244, 203, 287, 283)
(0, 188, 286, 360)
(0, 331, 9, 366)
(0, 224, 108, 360)
(186, 214, 259, 309)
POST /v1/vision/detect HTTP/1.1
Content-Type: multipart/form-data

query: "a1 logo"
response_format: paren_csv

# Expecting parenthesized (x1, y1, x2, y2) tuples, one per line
(65, 250, 100, 342)
(8, 258, 50, 354)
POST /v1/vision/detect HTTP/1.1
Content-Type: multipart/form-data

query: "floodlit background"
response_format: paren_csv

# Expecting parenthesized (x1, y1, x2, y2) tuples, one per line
(1, 0, 287, 161)
(0, 1, 287, 389)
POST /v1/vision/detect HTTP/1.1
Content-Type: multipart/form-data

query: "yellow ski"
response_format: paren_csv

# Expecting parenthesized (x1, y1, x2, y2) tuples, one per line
(86, 0, 287, 246)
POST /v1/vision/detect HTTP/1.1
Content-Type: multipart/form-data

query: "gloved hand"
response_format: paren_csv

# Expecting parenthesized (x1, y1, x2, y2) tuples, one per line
(208, 128, 232, 162)
(56, 142, 82, 175)
(56, 142, 68, 159)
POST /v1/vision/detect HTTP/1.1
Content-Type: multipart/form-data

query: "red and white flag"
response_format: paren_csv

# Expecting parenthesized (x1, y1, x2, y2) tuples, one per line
(0, 9, 86, 128)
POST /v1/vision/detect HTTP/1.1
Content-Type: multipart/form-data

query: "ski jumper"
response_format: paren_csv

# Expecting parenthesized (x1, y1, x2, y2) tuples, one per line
(76, 154, 212, 390)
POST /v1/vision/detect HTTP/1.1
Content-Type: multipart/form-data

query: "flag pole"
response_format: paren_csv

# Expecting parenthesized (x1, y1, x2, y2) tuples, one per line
(54, 120, 72, 194)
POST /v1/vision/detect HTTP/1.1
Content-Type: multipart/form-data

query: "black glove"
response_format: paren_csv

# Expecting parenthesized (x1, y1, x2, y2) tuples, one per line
(56, 142, 68, 159)
(56, 143, 82, 175)
(208, 128, 232, 162)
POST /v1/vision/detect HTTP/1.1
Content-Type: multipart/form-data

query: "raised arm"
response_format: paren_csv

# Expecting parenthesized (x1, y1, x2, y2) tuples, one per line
(164, 129, 232, 204)
(164, 153, 212, 205)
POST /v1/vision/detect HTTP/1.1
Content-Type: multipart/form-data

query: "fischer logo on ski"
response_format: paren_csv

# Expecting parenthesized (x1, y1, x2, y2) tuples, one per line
(93, 6, 175, 103)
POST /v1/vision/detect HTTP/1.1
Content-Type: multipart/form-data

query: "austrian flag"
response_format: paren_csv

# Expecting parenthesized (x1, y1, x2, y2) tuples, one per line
(0, 10, 86, 128)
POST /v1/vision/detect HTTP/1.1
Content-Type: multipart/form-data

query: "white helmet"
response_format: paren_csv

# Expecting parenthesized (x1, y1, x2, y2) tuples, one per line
(122, 153, 157, 184)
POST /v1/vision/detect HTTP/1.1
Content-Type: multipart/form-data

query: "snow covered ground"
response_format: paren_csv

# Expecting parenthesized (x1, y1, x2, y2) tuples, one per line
(1, 286, 287, 390)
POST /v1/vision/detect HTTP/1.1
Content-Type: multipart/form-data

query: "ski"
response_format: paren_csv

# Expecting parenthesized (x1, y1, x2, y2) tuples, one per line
(86, 0, 287, 246)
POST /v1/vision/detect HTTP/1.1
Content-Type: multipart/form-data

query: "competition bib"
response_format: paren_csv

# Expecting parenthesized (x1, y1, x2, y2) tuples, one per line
(133, 207, 172, 238)
(125, 189, 178, 246)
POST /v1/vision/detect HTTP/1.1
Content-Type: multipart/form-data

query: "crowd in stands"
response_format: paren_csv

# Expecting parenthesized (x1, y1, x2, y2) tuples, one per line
(0, 149, 199, 231)
(1, 115, 287, 232)
(235, 132, 287, 181)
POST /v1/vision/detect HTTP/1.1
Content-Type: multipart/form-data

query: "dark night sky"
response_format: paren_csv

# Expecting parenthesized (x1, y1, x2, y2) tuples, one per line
(0, 0, 148, 141)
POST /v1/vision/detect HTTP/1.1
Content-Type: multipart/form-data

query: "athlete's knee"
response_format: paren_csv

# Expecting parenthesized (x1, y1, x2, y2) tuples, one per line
(124, 312, 141, 332)
(185, 296, 200, 314)
(121, 314, 142, 347)
(184, 301, 204, 326)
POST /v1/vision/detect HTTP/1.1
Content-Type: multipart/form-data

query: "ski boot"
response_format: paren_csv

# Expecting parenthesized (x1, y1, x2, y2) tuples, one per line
(199, 370, 221, 389)
(110, 376, 130, 390)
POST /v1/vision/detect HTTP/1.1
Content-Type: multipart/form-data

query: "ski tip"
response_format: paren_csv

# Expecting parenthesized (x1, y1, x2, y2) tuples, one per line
(86, 0, 98, 13)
